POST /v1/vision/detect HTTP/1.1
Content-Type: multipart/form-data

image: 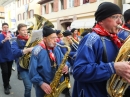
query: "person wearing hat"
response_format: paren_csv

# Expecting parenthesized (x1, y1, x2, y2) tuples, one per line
(118, 9, 130, 40)
(60, 30, 77, 62)
(80, 29, 92, 38)
(58, 30, 77, 97)
(29, 26, 70, 97)
(11, 23, 33, 97)
(55, 30, 63, 43)
(118, 9, 130, 97)
(72, 2, 130, 97)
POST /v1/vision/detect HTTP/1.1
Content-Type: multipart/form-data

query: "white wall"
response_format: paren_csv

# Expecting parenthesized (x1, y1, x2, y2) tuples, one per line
(4, 0, 17, 30)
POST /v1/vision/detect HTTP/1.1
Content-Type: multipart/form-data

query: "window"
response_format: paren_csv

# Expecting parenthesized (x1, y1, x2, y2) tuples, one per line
(17, 1, 19, 7)
(50, 3, 54, 12)
(60, 0, 64, 10)
(28, 11, 30, 18)
(26, 0, 28, 4)
(42, 5, 46, 15)
(1, 19, 4, 23)
(23, 12, 26, 20)
(2, 12, 4, 16)
(83, 0, 89, 4)
(69, 0, 74, 8)
(24, 0, 27, 4)
(19, 0, 21, 7)
(30, 10, 34, 18)
(18, 14, 21, 21)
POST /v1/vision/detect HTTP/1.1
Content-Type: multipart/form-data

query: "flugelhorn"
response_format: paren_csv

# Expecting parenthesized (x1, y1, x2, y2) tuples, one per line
(106, 25, 130, 97)
(117, 25, 130, 32)
(117, 25, 130, 42)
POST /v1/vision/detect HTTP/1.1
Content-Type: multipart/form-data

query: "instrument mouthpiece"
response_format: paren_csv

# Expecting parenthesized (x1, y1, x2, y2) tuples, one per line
(117, 25, 122, 29)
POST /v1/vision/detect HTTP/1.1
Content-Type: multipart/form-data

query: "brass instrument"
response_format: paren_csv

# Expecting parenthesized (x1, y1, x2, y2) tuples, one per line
(117, 25, 130, 33)
(107, 26, 130, 97)
(44, 43, 71, 97)
(19, 14, 54, 69)
(70, 37, 79, 50)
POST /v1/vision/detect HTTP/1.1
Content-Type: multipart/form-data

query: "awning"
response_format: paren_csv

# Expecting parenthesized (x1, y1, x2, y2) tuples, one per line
(70, 18, 95, 29)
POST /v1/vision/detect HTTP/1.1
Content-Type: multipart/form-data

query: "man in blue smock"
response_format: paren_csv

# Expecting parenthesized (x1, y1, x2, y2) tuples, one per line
(118, 9, 130, 97)
(29, 26, 69, 97)
(0, 23, 14, 95)
(11, 23, 33, 97)
(118, 9, 130, 40)
(72, 2, 130, 97)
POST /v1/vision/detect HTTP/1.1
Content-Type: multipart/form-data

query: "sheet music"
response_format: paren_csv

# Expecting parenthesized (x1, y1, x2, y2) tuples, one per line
(30, 29, 43, 43)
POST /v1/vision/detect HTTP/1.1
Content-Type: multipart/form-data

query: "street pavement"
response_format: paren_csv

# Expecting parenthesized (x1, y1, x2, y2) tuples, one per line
(0, 68, 74, 97)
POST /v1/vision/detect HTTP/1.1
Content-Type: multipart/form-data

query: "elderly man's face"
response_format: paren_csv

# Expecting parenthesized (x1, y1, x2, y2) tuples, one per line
(44, 33, 58, 48)
(99, 14, 123, 34)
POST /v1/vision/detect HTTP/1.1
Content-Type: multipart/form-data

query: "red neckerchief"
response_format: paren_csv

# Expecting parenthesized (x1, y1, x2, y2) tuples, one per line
(93, 24, 122, 48)
(39, 41, 56, 62)
(122, 24, 130, 30)
(17, 34, 29, 41)
(56, 38, 61, 43)
(73, 35, 78, 41)
(2, 31, 11, 37)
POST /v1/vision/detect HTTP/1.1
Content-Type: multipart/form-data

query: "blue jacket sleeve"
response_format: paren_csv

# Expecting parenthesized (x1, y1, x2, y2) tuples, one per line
(11, 41, 23, 59)
(0, 34, 4, 47)
(118, 30, 130, 40)
(69, 51, 75, 57)
(56, 46, 70, 68)
(73, 34, 115, 83)
(29, 47, 45, 86)
(59, 41, 76, 59)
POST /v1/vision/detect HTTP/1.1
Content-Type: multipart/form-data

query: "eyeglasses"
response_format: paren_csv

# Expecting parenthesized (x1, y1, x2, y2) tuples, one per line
(49, 36, 58, 40)
(110, 15, 123, 21)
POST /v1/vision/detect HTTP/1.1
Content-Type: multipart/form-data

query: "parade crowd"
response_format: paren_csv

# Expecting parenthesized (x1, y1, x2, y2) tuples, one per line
(0, 2, 130, 97)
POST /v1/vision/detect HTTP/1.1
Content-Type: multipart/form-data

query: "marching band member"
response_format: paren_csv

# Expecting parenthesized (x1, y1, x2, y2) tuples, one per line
(71, 28, 80, 41)
(58, 30, 76, 97)
(72, 2, 130, 97)
(0, 23, 14, 94)
(11, 23, 33, 97)
(29, 26, 69, 97)
(80, 30, 92, 39)
(118, 9, 130, 40)
(59, 30, 77, 67)
(117, 9, 130, 97)
(55, 30, 63, 43)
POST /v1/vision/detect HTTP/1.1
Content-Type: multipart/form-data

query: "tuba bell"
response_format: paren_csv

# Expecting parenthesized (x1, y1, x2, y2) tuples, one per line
(107, 25, 130, 97)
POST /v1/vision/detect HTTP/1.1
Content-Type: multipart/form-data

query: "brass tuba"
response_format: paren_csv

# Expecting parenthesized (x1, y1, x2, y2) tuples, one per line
(107, 25, 130, 97)
(19, 14, 54, 69)
(44, 43, 71, 97)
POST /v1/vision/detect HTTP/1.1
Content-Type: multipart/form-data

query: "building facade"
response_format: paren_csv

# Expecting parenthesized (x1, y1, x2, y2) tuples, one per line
(3, 0, 124, 31)
(4, 1, 16, 31)
(16, 0, 40, 27)
(0, 6, 5, 30)
(37, 0, 122, 30)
